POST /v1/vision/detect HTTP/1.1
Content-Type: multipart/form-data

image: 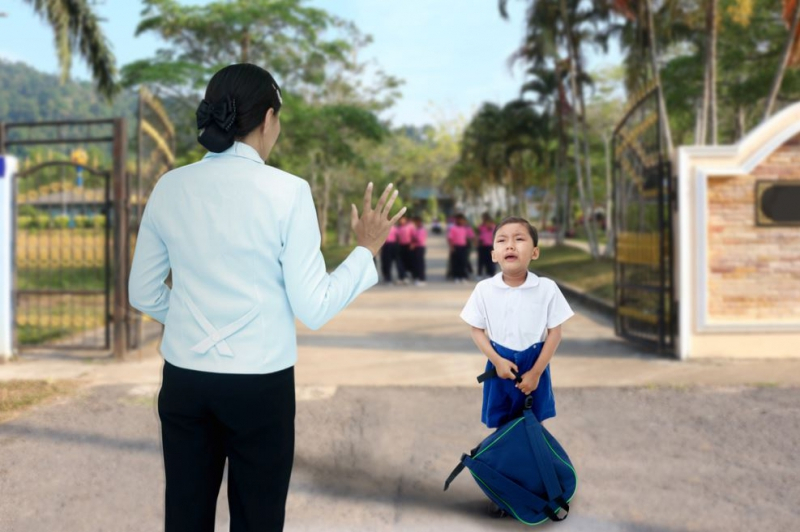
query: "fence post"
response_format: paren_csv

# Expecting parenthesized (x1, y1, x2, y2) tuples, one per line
(112, 118, 128, 360)
(0, 153, 18, 362)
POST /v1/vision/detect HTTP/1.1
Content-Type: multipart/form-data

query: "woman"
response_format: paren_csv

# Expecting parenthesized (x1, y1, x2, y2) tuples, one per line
(128, 63, 404, 532)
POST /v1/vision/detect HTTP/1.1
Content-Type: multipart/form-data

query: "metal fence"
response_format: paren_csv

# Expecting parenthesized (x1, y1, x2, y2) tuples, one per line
(612, 84, 675, 354)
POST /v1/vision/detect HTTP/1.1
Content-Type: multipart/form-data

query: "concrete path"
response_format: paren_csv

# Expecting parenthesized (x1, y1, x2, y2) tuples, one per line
(4, 233, 800, 389)
(2, 233, 800, 531)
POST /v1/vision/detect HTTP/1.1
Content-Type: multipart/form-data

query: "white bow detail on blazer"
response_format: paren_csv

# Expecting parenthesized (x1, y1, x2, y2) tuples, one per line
(129, 141, 378, 374)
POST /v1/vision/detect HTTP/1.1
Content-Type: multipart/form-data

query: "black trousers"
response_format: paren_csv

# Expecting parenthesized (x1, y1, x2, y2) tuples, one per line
(380, 242, 397, 282)
(412, 246, 426, 281)
(158, 361, 296, 532)
(452, 245, 469, 280)
(478, 245, 496, 277)
(398, 244, 412, 280)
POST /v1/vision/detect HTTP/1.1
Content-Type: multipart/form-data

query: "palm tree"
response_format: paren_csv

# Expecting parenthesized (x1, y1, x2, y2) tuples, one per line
(22, 0, 117, 98)
(502, 0, 602, 256)
(764, 0, 800, 119)
(606, 0, 683, 154)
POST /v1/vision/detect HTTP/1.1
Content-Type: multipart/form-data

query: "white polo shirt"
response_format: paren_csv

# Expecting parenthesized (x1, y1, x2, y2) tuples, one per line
(460, 272, 574, 351)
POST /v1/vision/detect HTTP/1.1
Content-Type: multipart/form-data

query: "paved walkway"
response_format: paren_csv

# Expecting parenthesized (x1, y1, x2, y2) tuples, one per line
(4, 233, 800, 389)
(2, 233, 800, 532)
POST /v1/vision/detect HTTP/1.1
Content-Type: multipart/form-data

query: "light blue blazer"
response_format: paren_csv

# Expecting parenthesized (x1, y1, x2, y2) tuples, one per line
(128, 142, 378, 374)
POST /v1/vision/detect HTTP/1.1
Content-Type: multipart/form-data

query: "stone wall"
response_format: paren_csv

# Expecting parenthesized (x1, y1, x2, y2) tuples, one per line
(706, 135, 800, 323)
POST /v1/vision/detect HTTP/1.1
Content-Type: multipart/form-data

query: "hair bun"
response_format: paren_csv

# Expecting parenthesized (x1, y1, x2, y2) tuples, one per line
(196, 96, 237, 153)
(198, 124, 235, 153)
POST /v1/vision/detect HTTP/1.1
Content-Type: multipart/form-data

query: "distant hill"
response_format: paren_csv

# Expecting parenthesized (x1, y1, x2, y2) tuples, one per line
(0, 59, 138, 124)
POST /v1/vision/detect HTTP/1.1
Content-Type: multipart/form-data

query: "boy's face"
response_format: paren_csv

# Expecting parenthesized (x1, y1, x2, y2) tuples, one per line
(491, 223, 539, 275)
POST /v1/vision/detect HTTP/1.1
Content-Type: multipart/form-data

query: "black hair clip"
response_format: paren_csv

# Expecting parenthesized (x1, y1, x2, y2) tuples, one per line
(196, 95, 237, 131)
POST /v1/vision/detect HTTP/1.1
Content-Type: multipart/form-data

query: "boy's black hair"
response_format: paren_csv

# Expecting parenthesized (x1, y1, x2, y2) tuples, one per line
(197, 63, 282, 153)
(493, 216, 538, 247)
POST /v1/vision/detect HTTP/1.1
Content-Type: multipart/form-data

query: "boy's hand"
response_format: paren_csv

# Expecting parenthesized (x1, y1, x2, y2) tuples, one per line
(493, 358, 519, 380)
(516, 369, 542, 395)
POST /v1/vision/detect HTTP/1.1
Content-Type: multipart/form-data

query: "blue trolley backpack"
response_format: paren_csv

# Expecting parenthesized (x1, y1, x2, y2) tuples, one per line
(443, 368, 578, 525)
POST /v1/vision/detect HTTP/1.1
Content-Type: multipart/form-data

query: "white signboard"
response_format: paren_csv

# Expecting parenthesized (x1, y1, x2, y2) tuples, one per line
(0, 155, 18, 360)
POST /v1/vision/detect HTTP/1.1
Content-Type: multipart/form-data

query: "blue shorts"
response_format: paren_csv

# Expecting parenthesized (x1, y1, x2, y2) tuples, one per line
(481, 341, 556, 428)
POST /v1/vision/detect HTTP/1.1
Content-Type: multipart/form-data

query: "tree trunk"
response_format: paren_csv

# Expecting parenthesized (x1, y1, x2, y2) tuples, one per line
(737, 105, 747, 140)
(336, 191, 350, 246)
(695, 98, 705, 145)
(517, 183, 527, 219)
(644, 0, 675, 157)
(604, 133, 614, 258)
(764, 0, 800, 120)
(572, 33, 600, 244)
(241, 30, 251, 63)
(319, 170, 332, 247)
(707, 0, 718, 145)
(559, 0, 598, 258)
(701, 60, 710, 144)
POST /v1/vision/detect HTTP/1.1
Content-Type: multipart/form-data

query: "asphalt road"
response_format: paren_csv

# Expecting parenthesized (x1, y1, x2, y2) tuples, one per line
(1, 382, 798, 532)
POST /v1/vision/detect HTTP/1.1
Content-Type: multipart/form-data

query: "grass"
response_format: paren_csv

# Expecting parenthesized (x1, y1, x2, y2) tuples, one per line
(0, 379, 79, 423)
(532, 244, 614, 305)
(18, 267, 106, 291)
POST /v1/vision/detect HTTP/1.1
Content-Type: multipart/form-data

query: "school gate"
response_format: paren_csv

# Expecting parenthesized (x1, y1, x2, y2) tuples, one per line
(1, 93, 174, 359)
(0, 119, 128, 358)
(611, 83, 676, 354)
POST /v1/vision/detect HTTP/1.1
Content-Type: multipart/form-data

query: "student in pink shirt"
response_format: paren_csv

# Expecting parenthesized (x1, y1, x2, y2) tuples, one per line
(448, 213, 470, 283)
(380, 225, 399, 283)
(477, 212, 497, 278)
(410, 215, 427, 285)
(397, 216, 414, 284)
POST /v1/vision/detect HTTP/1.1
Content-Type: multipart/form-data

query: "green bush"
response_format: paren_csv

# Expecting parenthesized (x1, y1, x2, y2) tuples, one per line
(53, 215, 70, 229)
(74, 215, 89, 228)
(91, 214, 106, 229)
(33, 215, 51, 229)
(17, 216, 33, 229)
(18, 205, 44, 217)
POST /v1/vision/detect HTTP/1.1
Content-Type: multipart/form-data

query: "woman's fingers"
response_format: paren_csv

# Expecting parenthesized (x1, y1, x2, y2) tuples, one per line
(382, 189, 399, 218)
(374, 183, 393, 215)
(362, 182, 374, 214)
(389, 206, 408, 225)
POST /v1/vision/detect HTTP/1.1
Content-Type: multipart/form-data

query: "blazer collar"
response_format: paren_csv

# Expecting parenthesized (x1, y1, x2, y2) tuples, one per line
(203, 141, 264, 164)
(490, 271, 540, 289)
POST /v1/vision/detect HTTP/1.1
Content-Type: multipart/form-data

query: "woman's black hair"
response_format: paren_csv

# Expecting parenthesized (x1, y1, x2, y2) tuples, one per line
(196, 63, 282, 153)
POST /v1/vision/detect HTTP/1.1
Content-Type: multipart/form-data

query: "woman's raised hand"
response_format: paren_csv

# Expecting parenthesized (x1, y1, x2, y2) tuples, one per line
(351, 182, 407, 257)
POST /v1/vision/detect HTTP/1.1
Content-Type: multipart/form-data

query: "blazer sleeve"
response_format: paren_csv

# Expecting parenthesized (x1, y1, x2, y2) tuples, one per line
(280, 181, 378, 330)
(128, 192, 171, 324)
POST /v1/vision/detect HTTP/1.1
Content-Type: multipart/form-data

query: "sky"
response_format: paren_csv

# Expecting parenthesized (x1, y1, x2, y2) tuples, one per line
(0, 0, 620, 127)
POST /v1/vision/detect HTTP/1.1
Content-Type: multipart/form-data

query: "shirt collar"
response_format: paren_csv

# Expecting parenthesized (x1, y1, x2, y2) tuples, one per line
(203, 141, 264, 164)
(490, 271, 540, 289)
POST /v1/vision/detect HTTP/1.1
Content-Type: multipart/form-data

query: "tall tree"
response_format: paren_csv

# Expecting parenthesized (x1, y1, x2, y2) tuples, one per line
(19, 0, 117, 98)
(123, 0, 355, 91)
(764, 0, 800, 119)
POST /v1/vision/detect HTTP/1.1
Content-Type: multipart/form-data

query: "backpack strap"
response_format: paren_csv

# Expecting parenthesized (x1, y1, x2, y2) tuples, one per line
(443, 443, 481, 491)
(476, 368, 521, 384)
(522, 408, 566, 506)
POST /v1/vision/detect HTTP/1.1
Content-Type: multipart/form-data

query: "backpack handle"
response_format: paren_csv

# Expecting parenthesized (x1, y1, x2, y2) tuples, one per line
(476, 367, 522, 384)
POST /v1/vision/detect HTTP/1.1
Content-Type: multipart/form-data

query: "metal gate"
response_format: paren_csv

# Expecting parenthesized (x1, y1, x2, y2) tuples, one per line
(611, 84, 675, 353)
(0, 119, 128, 358)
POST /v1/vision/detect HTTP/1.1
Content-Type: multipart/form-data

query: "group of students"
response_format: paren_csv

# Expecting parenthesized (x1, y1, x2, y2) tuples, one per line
(380, 215, 428, 285)
(447, 212, 499, 283)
